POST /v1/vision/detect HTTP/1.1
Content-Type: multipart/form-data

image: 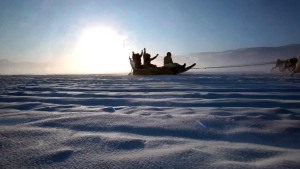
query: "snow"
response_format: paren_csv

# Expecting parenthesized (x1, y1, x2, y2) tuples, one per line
(0, 73, 300, 169)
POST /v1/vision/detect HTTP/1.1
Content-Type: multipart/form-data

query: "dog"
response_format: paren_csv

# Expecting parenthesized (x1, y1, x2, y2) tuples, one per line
(271, 59, 289, 72)
(287, 57, 298, 72)
(291, 56, 300, 76)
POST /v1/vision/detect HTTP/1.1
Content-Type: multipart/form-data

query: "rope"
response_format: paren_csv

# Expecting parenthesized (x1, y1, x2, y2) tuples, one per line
(193, 61, 276, 69)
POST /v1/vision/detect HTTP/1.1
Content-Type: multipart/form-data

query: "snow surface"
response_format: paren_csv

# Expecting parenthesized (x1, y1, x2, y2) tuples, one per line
(0, 73, 300, 169)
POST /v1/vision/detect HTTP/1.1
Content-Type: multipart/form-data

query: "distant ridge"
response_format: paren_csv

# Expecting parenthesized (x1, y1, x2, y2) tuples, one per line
(189, 44, 300, 55)
(1, 44, 300, 74)
(180, 44, 300, 72)
(0, 60, 48, 75)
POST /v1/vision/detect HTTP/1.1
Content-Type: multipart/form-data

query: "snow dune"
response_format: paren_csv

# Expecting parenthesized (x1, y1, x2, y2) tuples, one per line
(0, 73, 300, 169)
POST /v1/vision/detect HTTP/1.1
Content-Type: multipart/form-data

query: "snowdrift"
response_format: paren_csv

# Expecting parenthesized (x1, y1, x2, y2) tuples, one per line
(0, 74, 299, 168)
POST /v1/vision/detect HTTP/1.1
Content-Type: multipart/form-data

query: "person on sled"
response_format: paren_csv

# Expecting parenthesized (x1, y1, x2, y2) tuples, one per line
(131, 50, 143, 69)
(143, 48, 158, 69)
(163, 52, 186, 69)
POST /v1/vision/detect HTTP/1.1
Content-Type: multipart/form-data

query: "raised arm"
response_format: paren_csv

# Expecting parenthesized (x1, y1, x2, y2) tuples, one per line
(151, 54, 159, 61)
(143, 48, 147, 57)
(140, 50, 143, 57)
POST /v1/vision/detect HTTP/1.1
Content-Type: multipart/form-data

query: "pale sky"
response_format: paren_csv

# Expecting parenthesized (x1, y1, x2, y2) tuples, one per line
(1, 0, 300, 73)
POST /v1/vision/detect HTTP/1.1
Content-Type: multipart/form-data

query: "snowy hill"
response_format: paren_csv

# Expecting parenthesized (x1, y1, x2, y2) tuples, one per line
(0, 59, 48, 75)
(179, 44, 300, 72)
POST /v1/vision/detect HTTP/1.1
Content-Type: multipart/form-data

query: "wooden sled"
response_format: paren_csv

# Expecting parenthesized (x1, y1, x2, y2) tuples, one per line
(129, 58, 196, 75)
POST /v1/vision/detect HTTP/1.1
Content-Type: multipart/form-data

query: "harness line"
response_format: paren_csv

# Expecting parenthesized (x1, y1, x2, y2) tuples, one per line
(192, 61, 276, 69)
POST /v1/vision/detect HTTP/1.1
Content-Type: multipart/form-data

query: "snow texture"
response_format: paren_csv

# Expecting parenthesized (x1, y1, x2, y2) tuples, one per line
(0, 73, 300, 169)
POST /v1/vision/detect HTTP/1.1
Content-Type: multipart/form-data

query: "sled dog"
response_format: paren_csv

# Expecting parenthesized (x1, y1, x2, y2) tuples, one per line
(271, 59, 289, 72)
(291, 56, 300, 76)
(287, 57, 298, 72)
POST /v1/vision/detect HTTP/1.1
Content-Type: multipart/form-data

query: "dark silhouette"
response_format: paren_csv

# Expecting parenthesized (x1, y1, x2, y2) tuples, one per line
(132, 50, 143, 69)
(130, 49, 196, 75)
(288, 57, 298, 71)
(164, 52, 186, 69)
(271, 57, 299, 72)
(143, 48, 158, 68)
(291, 56, 300, 76)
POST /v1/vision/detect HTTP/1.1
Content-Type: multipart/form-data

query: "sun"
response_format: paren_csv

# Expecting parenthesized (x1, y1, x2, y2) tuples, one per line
(72, 26, 131, 74)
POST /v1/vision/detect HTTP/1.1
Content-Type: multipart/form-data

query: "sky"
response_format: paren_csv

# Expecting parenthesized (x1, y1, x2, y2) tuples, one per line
(1, 0, 300, 73)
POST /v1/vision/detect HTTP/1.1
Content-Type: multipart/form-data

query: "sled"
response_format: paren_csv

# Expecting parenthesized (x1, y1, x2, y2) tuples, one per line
(129, 58, 196, 75)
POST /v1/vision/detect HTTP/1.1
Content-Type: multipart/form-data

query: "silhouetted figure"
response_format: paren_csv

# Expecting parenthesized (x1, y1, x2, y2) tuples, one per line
(132, 50, 143, 69)
(164, 52, 186, 69)
(143, 48, 158, 68)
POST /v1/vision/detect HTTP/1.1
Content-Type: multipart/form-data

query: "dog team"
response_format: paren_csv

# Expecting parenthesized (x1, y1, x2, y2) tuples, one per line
(271, 56, 300, 76)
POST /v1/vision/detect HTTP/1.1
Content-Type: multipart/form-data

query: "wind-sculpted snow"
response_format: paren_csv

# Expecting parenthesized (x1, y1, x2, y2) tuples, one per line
(0, 73, 300, 169)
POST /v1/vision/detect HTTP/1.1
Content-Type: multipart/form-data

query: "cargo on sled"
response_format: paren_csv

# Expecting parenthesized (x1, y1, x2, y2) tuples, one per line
(129, 58, 196, 75)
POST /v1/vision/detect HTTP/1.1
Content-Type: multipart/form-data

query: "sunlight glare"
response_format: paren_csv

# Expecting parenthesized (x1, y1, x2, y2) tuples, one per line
(73, 26, 131, 74)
